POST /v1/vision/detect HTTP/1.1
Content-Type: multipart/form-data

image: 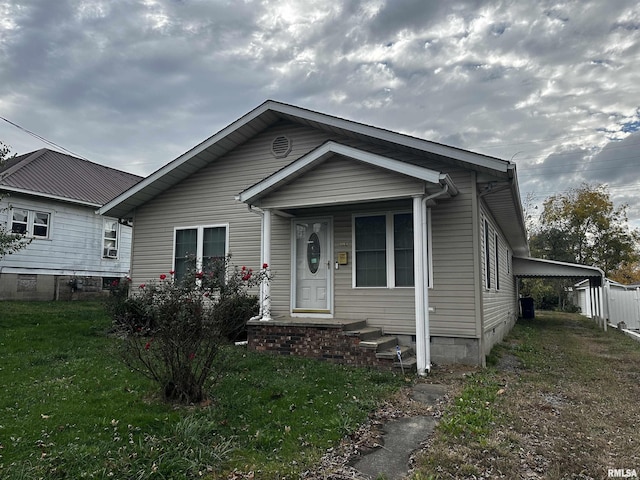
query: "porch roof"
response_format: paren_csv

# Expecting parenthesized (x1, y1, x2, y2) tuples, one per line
(237, 141, 458, 207)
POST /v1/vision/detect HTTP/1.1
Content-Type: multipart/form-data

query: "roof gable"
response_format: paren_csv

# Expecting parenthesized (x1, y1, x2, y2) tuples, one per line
(97, 99, 528, 256)
(99, 100, 511, 218)
(238, 141, 458, 208)
(0, 149, 142, 207)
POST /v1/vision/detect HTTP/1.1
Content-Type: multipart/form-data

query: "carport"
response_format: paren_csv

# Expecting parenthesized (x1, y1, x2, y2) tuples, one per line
(513, 257, 607, 330)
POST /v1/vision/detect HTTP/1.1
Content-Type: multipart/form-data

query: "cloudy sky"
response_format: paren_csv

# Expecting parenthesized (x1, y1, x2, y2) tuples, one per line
(1, 0, 639, 227)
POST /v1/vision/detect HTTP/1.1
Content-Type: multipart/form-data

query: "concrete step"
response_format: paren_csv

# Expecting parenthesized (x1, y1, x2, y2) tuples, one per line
(394, 356, 417, 370)
(343, 326, 383, 341)
(339, 319, 367, 331)
(376, 344, 414, 360)
(359, 335, 397, 351)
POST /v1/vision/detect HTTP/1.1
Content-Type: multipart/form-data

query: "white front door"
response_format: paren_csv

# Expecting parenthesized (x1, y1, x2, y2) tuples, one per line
(293, 218, 332, 313)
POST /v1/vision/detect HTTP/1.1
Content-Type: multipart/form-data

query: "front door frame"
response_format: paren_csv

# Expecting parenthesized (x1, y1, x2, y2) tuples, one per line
(290, 216, 334, 317)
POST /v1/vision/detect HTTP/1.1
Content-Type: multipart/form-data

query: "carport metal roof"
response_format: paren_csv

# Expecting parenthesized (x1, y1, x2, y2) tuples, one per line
(513, 256, 604, 283)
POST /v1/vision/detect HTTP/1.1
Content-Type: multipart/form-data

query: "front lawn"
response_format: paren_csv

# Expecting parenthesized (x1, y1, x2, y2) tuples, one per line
(0, 301, 402, 479)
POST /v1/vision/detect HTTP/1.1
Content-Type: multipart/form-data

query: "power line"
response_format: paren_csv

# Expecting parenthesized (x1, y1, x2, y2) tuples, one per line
(0, 116, 90, 161)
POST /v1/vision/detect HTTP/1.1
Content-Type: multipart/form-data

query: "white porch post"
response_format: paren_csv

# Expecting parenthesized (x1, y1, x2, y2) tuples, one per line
(261, 208, 272, 321)
(413, 196, 429, 375)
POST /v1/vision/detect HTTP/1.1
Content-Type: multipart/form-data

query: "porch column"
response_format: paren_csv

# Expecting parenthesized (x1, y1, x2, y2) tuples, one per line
(261, 208, 272, 321)
(413, 195, 430, 375)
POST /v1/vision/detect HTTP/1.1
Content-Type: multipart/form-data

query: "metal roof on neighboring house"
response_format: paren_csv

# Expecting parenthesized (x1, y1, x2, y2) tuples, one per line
(0, 148, 142, 207)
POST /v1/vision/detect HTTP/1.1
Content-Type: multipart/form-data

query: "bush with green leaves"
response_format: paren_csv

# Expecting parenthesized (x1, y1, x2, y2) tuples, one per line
(106, 256, 269, 404)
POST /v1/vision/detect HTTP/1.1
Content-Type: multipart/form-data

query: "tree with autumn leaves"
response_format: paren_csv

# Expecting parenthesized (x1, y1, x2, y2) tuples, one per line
(522, 184, 640, 309)
(0, 141, 32, 259)
(531, 184, 640, 279)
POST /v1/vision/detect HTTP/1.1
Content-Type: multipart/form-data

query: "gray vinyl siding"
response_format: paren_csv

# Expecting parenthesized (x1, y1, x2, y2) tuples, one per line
(129, 120, 482, 340)
(258, 156, 425, 209)
(429, 170, 479, 338)
(480, 204, 518, 333)
(269, 171, 479, 339)
(129, 122, 329, 285)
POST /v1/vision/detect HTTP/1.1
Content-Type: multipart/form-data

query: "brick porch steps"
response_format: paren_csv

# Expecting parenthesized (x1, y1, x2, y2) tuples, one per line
(247, 317, 417, 371)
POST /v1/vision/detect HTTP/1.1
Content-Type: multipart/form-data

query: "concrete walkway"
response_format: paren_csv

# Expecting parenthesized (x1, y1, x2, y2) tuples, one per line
(352, 383, 447, 480)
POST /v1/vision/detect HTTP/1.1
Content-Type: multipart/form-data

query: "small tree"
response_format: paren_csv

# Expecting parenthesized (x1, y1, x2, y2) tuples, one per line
(107, 256, 269, 404)
(537, 184, 640, 275)
(0, 141, 32, 259)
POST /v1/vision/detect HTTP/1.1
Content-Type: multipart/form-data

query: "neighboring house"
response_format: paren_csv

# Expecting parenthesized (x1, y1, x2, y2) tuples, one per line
(100, 100, 603, 372)
(0, 149, 142, 300)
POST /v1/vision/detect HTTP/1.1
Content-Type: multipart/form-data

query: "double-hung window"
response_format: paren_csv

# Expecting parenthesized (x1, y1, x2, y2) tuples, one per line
(494, 232, 500, 290)
(103, 219, 119, 258)
(484, 218, 491, 289)
(173, 225, 228, 280)
(354, 212, 426, 288)
(11, 208, 50, 238)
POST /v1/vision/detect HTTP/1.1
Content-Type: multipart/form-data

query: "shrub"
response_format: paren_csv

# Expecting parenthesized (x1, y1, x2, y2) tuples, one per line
(106, 257, 269, 404)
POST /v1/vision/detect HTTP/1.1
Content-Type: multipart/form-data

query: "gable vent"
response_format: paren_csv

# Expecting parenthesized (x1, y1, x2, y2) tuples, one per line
(271, 135, 292, 158)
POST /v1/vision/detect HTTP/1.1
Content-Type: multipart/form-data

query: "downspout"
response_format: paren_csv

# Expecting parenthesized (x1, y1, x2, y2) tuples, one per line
(247, 205, 265, 321)
(416, 184, 450, 376)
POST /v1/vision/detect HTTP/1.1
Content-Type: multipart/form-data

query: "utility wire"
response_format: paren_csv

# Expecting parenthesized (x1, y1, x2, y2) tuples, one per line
(0, 115, 90, 161)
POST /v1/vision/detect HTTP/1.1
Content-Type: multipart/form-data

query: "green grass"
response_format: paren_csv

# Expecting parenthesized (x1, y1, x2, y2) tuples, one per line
(437, 370, 500, 441)
(0, 301, 402, 479)
(412, 311, 640, 479)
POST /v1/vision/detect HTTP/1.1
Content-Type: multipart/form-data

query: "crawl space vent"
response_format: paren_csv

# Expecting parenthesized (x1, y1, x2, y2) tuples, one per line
(271, 135, 292, 158)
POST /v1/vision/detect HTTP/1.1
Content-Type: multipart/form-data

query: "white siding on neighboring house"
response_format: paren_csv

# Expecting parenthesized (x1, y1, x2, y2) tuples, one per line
(0, 193, 132, 276)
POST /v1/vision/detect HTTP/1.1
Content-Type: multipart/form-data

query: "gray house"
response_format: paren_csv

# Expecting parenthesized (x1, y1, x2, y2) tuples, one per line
(0, 149, 141, 300)
(100, 101, 600, 373)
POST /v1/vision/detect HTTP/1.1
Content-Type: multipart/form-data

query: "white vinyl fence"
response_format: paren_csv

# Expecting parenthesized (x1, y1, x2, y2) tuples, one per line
(575, 280, 640, 331)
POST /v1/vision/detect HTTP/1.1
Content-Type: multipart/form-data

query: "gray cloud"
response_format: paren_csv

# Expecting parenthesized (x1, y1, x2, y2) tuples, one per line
(1, 0, 639, 227)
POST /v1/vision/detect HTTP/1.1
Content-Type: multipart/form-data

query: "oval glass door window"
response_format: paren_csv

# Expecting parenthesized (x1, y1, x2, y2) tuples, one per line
(307, 232, 321, 274)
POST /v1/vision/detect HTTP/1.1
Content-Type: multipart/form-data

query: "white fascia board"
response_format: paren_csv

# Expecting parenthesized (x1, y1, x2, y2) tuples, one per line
(238, 141, 452, 204)
(100, 102, 276, 216)
(0, 186, 102, 208)
(268, 101, 510, 172)
(101, 99, 501, 215)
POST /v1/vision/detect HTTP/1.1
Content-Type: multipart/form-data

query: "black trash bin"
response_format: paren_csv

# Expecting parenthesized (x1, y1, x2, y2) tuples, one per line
(520, 297, 535, 319)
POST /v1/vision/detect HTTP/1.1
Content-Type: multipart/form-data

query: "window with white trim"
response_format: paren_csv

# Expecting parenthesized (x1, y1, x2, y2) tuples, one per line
(103, 219, 119, 259)
(353, 211, 429, 288)
(484, 218, 491, 289)
(11, 208, 50, 238)
(173, 225, 228, 280)
(495, 232, 500, 290)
